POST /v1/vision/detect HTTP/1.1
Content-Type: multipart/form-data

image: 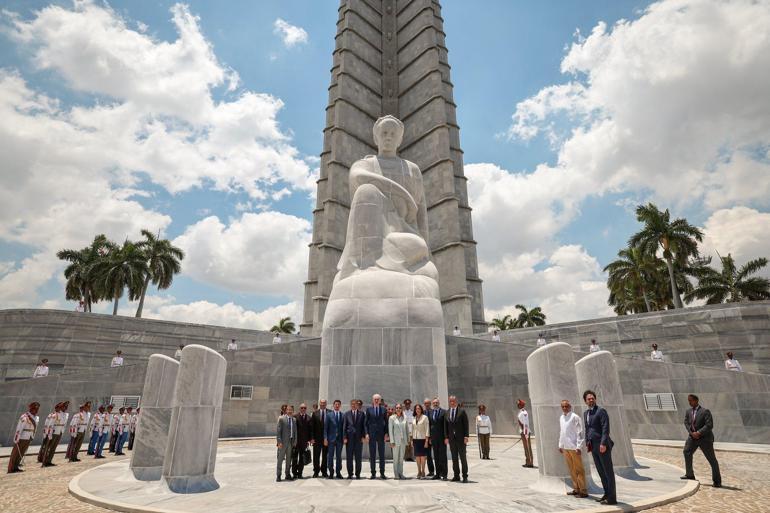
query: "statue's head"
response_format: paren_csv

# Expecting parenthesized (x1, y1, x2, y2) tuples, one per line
(373, 115, 404, 153)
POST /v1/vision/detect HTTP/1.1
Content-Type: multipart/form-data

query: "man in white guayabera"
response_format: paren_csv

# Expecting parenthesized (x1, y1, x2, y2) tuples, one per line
(335, 115, 438, 283)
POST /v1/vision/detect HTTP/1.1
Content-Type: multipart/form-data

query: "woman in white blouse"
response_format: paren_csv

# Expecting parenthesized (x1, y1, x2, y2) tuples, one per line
(411, 404, 430, 478)
(476, 404, 493, 459)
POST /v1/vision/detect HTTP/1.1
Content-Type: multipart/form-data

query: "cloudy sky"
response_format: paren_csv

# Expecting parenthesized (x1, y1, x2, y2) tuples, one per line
(1, 0, 769, 330)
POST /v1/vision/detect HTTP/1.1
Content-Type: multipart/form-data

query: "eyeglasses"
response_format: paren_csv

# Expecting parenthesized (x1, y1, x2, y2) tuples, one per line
(300, 407, 306, 410)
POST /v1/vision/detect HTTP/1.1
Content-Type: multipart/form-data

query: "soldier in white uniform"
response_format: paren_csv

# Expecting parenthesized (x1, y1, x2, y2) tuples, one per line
(42, 400, 69, 467)
(66, 402, 91, 462)
(7, 402, 40, 473)
(33, 358, 49, 378)
(38, 402, 59, 462)
(492, 330, 501, 342)
(115, 407, 130, 455)
(536, 333, 547, 347)
(111, 350, 124, 367)
(108, 404, 119, 453)
(724, 352, 743, 372)
(517, 399, 534, 468)
(93, 405, 111, 458)
(452, 326, 461, 336)
(87, 405, 105, 455)
(227, 338, 238, 350)
(650, 343, 664, 362)
(174, 344, 184, 359)
(272, 333, 282, 344)
(589, 339, 601, 353)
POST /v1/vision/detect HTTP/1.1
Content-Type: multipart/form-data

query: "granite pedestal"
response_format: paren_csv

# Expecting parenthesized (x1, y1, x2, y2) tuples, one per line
(162, 345, 227, 493)
(131, 354, 179, 481)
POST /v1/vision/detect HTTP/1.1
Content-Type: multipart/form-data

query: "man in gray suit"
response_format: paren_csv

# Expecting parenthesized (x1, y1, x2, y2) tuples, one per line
(681, 394, 721, 487)
(276, 404, 297, 482)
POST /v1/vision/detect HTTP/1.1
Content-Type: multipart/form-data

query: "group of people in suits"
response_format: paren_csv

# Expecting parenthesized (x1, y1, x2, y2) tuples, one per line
(559, 390, 722, 506)
(276, 394, 471, 483)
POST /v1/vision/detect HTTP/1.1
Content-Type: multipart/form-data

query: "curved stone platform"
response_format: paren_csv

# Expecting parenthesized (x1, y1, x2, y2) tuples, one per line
(69, 440, 697, 513)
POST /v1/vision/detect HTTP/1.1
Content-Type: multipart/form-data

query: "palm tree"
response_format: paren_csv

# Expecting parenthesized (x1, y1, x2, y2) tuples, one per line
(93, 240, 148, 315)
(513, 304, 546, 328)
(57, 234, 113, 312)
(134, 229, 185, 318)
(629, 203, 703, 309)
(685, 254, 770, 304)
(271, 316, 296, 334)
(604, 247, 659, 312)
(489, 315, 514, 331)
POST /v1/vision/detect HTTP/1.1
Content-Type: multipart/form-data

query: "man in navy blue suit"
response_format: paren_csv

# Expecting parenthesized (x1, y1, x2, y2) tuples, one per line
(323, 399, 344, 479)
(428, 397, 448, 480)
(583, 390, 616, 505)
(364, 393, 389, 479)
(342, 399, 365, 479)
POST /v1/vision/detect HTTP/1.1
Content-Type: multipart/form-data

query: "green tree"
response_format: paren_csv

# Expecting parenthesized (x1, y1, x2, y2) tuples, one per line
(271, 316, 296, 334)
(685, 254, 770, 304)
(134, 229, 185, 318)
(604, 247, 659, 312)
(56, 234, 113, 312)
(93, 240, 148, 316)
(513, 304, 546, 328)
(489, 315, 514, 331)
(629, 203, 703, 309)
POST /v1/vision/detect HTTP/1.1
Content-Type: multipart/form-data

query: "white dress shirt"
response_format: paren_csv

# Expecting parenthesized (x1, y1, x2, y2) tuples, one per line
(559, 411, 584, 450)
(227, 341, 238, 350)
(273, 335, 282, 344)
(476, 414, 492, 434)
(452, 328, 461, 336)
(725, 358, 743, 371)
(33, 364, 49, 378)
(174, 349, 182, 359)
(537, 337, 547, 347)
(14, 412, 38, 443)
(517, 408, 530, 436)
(492, 333, 501, 342)
(111, 356, 124, 367)
(651, 350, 664, 362)
(589, 344, 600, 352)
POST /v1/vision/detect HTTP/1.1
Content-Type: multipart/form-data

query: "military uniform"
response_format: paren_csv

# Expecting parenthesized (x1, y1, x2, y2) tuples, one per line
(37, 406, 57, 463)
(66, 408, 90, 461)
(7, 404, 39, 473)
(43, 404, 68, 466)
(108, 410, 119, 452)
(115, 410, 130, 455)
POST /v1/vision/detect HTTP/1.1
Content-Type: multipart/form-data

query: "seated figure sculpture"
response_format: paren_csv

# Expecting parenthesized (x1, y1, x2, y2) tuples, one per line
(320, 115, 447, 404)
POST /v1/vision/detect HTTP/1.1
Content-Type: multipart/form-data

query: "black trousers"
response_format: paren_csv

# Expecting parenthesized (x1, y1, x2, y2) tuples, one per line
(291, 442, 308, 476)
(684, 437, 721, 485)
(369, 436, 386, 475)
(346, 438, 363, 477)
(426, 446, 435, 473)
(313, 440, 328, 475)
(431, 439, 447, 478)
(590, 443, 616, 502)
(449, 438, 468, 478)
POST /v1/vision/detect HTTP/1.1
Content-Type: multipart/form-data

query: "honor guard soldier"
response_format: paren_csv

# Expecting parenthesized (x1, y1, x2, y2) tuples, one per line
(93, 406, 111, 458)
(87, 405, 105, 455)
(38, 402, 60, 462)
(115, 407, 130, 455)
(43, 400, 69, 466)
(33, 358, 49, 378)
(108, 404, 119, 452)
(8, 402, 40, 473)
(67, 402, 91, 462)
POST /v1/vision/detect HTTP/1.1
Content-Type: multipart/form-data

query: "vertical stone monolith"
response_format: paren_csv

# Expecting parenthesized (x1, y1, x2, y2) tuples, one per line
(130, 354, 179, 481)
(575, 350, 639, 476)
(162, 345, 227, 493)
(526, 342, 596, 493)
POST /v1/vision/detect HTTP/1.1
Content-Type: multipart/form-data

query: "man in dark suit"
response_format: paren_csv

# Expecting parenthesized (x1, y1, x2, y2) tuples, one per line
(342, 399, 365, 479)
(583, 390, 616, 505)
(323, 399, 344, 479)
(681, 394, 722, 487)
(292, 403, 313, 479)
(311, 399, 331, 477)
(364, 393, 389, 479)
(444, 395, 469, 482)
(428, 397, 448, 480)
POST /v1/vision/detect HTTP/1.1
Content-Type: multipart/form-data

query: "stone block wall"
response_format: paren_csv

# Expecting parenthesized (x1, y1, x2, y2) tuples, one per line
(0, 309, 302, 382)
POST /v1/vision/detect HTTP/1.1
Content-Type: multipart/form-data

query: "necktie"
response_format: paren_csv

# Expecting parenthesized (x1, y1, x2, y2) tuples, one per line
(337, 411, 340, 424)
(451, 409, 455, 422)
(354, 410, 357, 422)
(691, 408, 697, 430)
(289, 418, 293, 438)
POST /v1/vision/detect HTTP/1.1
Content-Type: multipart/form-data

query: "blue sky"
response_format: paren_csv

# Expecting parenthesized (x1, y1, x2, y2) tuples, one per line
(1, 0, 769, 329)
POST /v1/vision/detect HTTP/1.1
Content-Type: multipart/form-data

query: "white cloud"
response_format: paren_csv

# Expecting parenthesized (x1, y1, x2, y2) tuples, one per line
(273, 18, 308, 48)
(701, 207, 770, 269)
(137, 295, 302, 331)
(506, 0, 770, 208)
(173, 212, 311, 298)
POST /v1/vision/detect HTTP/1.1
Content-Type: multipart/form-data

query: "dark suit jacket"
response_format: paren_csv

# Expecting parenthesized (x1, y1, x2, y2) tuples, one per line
(324, 409, 344, 444)
(342, 409, 366, 441)
(444, 407, 469, 442)
(294, 412, 313, 447)
(684, 405, 714, 442)
(364, 406, 388, 438)
(428, 407, 446, 442)
(311, 408, 331, 441)
(584, 406, 613, 447)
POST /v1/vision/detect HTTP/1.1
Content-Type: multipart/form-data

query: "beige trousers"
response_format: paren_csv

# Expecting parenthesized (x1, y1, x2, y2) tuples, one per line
(563, 449, 587, 493)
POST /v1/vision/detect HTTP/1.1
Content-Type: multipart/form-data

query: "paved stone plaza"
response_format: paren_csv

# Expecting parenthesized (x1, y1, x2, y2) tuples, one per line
(3, 439, 767, 513)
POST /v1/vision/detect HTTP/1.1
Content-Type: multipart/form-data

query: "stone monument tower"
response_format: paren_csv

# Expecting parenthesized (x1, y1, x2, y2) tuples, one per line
(302, 0, 485, 336)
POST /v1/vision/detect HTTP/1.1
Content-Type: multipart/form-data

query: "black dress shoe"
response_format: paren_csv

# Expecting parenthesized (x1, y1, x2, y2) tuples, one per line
(313, 472, 319, 478)
(370, 474, 377, 480)
(355, 475, 361, 479)
(601, 500, 617, 505)
(442, 476, 448, 481)
(276, 476, 282, 482)
(326, 475, 333, 480)
(595, 495, 606, 502)
(427, 472, 434, 477)
(680, 475, 696, 480)
(462, 477, 468, 483)
(451, 476, 461, 482)
(713, 483, 722, 488)
(348, 475, 353, 479)
(336, 473, 343, 479)
(380, 473, 387, 479)
(431, 475, 441, 480)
